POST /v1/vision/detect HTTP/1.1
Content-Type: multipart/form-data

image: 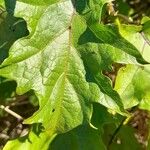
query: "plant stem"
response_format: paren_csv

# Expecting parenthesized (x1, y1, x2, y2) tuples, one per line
(107, 117, 126, 149)
(0, 105, 23, 121)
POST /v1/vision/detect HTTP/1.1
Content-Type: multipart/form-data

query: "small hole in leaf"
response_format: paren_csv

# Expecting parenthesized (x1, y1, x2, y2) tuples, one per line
(140, 66, 144, 70)
(52, 109, 55, 112)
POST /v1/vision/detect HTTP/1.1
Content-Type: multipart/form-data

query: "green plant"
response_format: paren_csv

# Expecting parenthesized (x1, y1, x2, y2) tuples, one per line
(0, 0, 150, 149)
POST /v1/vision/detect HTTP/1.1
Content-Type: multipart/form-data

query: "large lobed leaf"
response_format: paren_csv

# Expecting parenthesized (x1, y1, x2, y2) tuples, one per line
(0, 0, 149, 149)
(0, 0, 94, 136)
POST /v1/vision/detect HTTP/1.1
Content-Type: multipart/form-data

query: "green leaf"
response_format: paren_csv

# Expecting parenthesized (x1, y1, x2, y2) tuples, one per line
(141, 16, 150, 34)
(0, 0, 94, 136)
(105, 125, 143, 150)
(74, 0, 112, 23)
(115, 64, 150, 110)
(114, 23, 150, 109)
(50, 125, 106, 150)
(89, 23, 148, 64)
(0, 9, 29, 64)
(117, 23, 150, 63)
(141, 17, 150, 45)
(116, 0, 130, 16)
(91, 103, 115, 130)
